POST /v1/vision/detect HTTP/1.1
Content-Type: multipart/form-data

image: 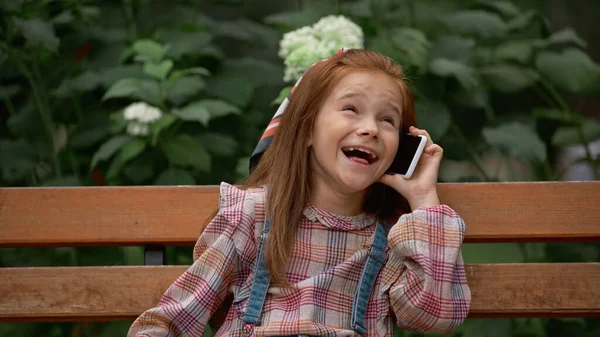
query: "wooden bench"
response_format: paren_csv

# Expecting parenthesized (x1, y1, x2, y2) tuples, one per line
(1, 181, 599, 323)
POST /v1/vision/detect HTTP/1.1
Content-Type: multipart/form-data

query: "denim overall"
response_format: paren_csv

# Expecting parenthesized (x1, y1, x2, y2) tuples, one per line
(241, 219, 388, 336)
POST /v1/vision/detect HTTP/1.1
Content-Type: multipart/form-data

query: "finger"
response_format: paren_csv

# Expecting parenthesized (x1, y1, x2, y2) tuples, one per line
(423, 144, 443, 156)
(409, 126, 434, 146)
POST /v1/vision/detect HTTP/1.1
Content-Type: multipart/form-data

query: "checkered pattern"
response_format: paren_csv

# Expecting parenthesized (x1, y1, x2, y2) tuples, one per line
(128, 183, 471, 337)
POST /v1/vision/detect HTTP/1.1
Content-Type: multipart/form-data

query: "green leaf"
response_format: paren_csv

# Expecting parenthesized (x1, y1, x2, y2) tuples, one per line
(0, 140, 37, 183)
(13, 18, 60, 53)
(42, 176, 81, 186)
(169, 67, 210, 82)
(236, 157, 250, 177)
(102, 78, 140, 100)
(106, 138, 147, 180)
(507, 10, 549, 32)
(219, 58, 283, 87)
(200, 133, 238, 156)
(123, 155, 155, 183)
(389, 28, 431, 74)
(552, 119, 600, 146)
(0, 84, 21, 98)
(52, 11, 75, 25)
(202, 99, 241, 119)
(207, 74, 253, 108)
(68, 113, 112, 149)
(473, 1, 520, 17)
(533, 108, 580, 124)
(154, 168, 195, 185)
(536, 49, 600, 95)
(173, 102, 211, 126)
(166, 76, 206, 106)
(161, 30, 213, 59)
(429, 58, 478, 89)
(91, 135, 131, 169)
(493, 40, 534, 64)
(132, 39, 168, 62)
(480, 64, 539, 93)
(149, 114, 177, 144)
(442, 10, 507, 39)
(547, 27, 587, 48)
(272, 86, 293, 105)
(463, 243, 523, 263)
(415, 101, 451, 140)
(54, 71, 102, 97)
(429, 36, 475, 64)
(134, 80, 161, 106)
(452, 86, 489, 108)
(143, 60, 173, 80)
(483, 122, 546, 162)
(264, 9, 325, 30)
(161, 134, 211, 172)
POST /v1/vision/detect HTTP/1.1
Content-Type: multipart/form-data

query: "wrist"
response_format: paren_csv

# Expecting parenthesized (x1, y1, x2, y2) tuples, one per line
(408, 192, 440, 210)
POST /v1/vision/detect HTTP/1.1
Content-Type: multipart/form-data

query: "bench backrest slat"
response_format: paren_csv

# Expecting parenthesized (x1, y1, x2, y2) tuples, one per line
(1, 182, 599, 247)
(1, 263, 598, 322)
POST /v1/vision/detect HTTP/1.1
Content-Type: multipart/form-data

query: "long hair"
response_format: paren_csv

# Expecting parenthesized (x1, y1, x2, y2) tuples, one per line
(232, 49, 416, 286)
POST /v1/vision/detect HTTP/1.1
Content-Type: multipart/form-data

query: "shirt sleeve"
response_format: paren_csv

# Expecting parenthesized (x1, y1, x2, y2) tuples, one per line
(128, 183, 257, 337)
(381, 205, 471, 334)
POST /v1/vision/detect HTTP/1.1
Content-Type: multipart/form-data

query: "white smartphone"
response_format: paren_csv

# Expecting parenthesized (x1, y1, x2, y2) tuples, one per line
(386, 133, 427, 179)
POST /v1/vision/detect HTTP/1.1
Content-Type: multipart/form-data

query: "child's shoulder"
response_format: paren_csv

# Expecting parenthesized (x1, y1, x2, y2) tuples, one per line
(219, 182, 265, 213)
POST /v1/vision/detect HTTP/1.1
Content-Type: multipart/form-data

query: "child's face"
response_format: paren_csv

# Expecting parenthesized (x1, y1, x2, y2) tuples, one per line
(309, 71, 403, 195)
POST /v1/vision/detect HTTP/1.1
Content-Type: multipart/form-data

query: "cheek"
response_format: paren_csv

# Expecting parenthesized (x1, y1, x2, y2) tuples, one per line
(382, 132, 400, 165)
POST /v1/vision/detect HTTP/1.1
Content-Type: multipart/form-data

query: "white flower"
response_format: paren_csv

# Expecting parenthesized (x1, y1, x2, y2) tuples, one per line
(123, 102, 162, 136)
(278, 15, 364, 82)
(126, 122, 150, 136)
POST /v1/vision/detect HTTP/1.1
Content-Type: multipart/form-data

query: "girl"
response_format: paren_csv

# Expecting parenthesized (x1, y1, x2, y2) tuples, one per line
(128, 49, 471, 337)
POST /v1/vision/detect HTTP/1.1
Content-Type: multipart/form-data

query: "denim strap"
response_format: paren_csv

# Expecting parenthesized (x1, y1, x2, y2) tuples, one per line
(241, 219, 272, 325)
(350, 222, 388, 335)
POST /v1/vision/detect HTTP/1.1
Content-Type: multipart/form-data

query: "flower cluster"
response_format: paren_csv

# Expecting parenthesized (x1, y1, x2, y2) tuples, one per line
(279, 15, 364, 82)
(123, 102, 162, 136)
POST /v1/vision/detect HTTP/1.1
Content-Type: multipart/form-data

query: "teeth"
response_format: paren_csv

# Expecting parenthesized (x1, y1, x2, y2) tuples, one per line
(343, 147, 378, 160)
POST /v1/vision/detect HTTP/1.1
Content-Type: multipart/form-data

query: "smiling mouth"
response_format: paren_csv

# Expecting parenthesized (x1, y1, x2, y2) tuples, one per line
(341, 147, 379, 165)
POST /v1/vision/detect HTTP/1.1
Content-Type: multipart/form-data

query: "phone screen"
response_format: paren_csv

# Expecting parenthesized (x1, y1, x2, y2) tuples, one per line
(386, 134, 423, 175)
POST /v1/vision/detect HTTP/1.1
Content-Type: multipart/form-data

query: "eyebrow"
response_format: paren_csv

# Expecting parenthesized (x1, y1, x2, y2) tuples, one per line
(339, 92, 402, 116)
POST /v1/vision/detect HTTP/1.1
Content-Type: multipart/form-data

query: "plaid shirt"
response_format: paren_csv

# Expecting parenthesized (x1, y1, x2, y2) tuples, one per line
(129, 183, 471, 337)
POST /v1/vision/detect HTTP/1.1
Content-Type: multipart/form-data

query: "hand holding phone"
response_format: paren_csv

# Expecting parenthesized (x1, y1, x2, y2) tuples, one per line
(386, 133, 427, 179)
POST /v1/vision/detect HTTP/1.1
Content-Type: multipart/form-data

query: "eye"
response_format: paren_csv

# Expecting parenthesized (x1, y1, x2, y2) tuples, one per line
(343, 105, 358, 113)
(382, 117, 395, 125)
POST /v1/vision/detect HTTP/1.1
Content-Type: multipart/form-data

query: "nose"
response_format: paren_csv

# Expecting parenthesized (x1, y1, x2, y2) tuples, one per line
(356, 117, 379, 139)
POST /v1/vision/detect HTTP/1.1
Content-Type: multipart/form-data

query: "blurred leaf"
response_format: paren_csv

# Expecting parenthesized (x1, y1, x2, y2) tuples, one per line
(7, 103, 44, 138)
(452, 86, 489, 108)
(149, 114, 177, 144)
(99, 65, 145, 87)
(167, 76, 206, 106)
(536, 49, 600, 95)
(483, 122, 546, 162)
(462, 318, 512, 337)
(415, 101, 451, 140)
(480, 64, 539, 93)
(264, 9, 325, 30)
(236, 157, 250, 177)
(173, 102, 211, 126)
(201, 133, 238, 156)
(272, 86, 292, 105)
(388, 28, 431, 74)
(143, 60, 173, 80)
(429, 58, 478, 89)
(133, 39, 168, 62)
(54, 71, 102, 97)
(135, 80, 161, 106)
(91, 135, 131, 169)
(493, 41, 533, 64)
(0, 84, 21, 98)
(106, 138, 147, 181)
(81, 6, 101, 18)
(216, 18, 279, 47)
(52, 11, 74, 24)
(207, 74, 253, 108)
(473, 1, 520, 17)
(202, 99, 241, 119)
(507, 10, 548, 32)
(0, 140, 37, 183)
(162, 30, 213, 59)
(155, 168, 195, 185)
(161, 134, 211, 172)
(42, 176, 81, 186)
(547, 27, 587, 48)
(429, 36, 475, 64)
(103, 78, 141, 100)
(220, 58, 283, 87)
(69, 113, 112, 149)
(13, 18, 60, 53)
(552, 119, 600, 146)
(97, 321, 134, 337)
(442, 10, 507, 39)
(124, 155, 155, 183)
(533, 108, 580, 124)
(169, 67, 210, 82)
(463, 243, 523, 263)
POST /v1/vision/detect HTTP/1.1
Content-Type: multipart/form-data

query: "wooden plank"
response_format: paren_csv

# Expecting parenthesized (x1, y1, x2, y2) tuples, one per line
(1, 182, 599, 247)
(0, 263, 598, 322)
